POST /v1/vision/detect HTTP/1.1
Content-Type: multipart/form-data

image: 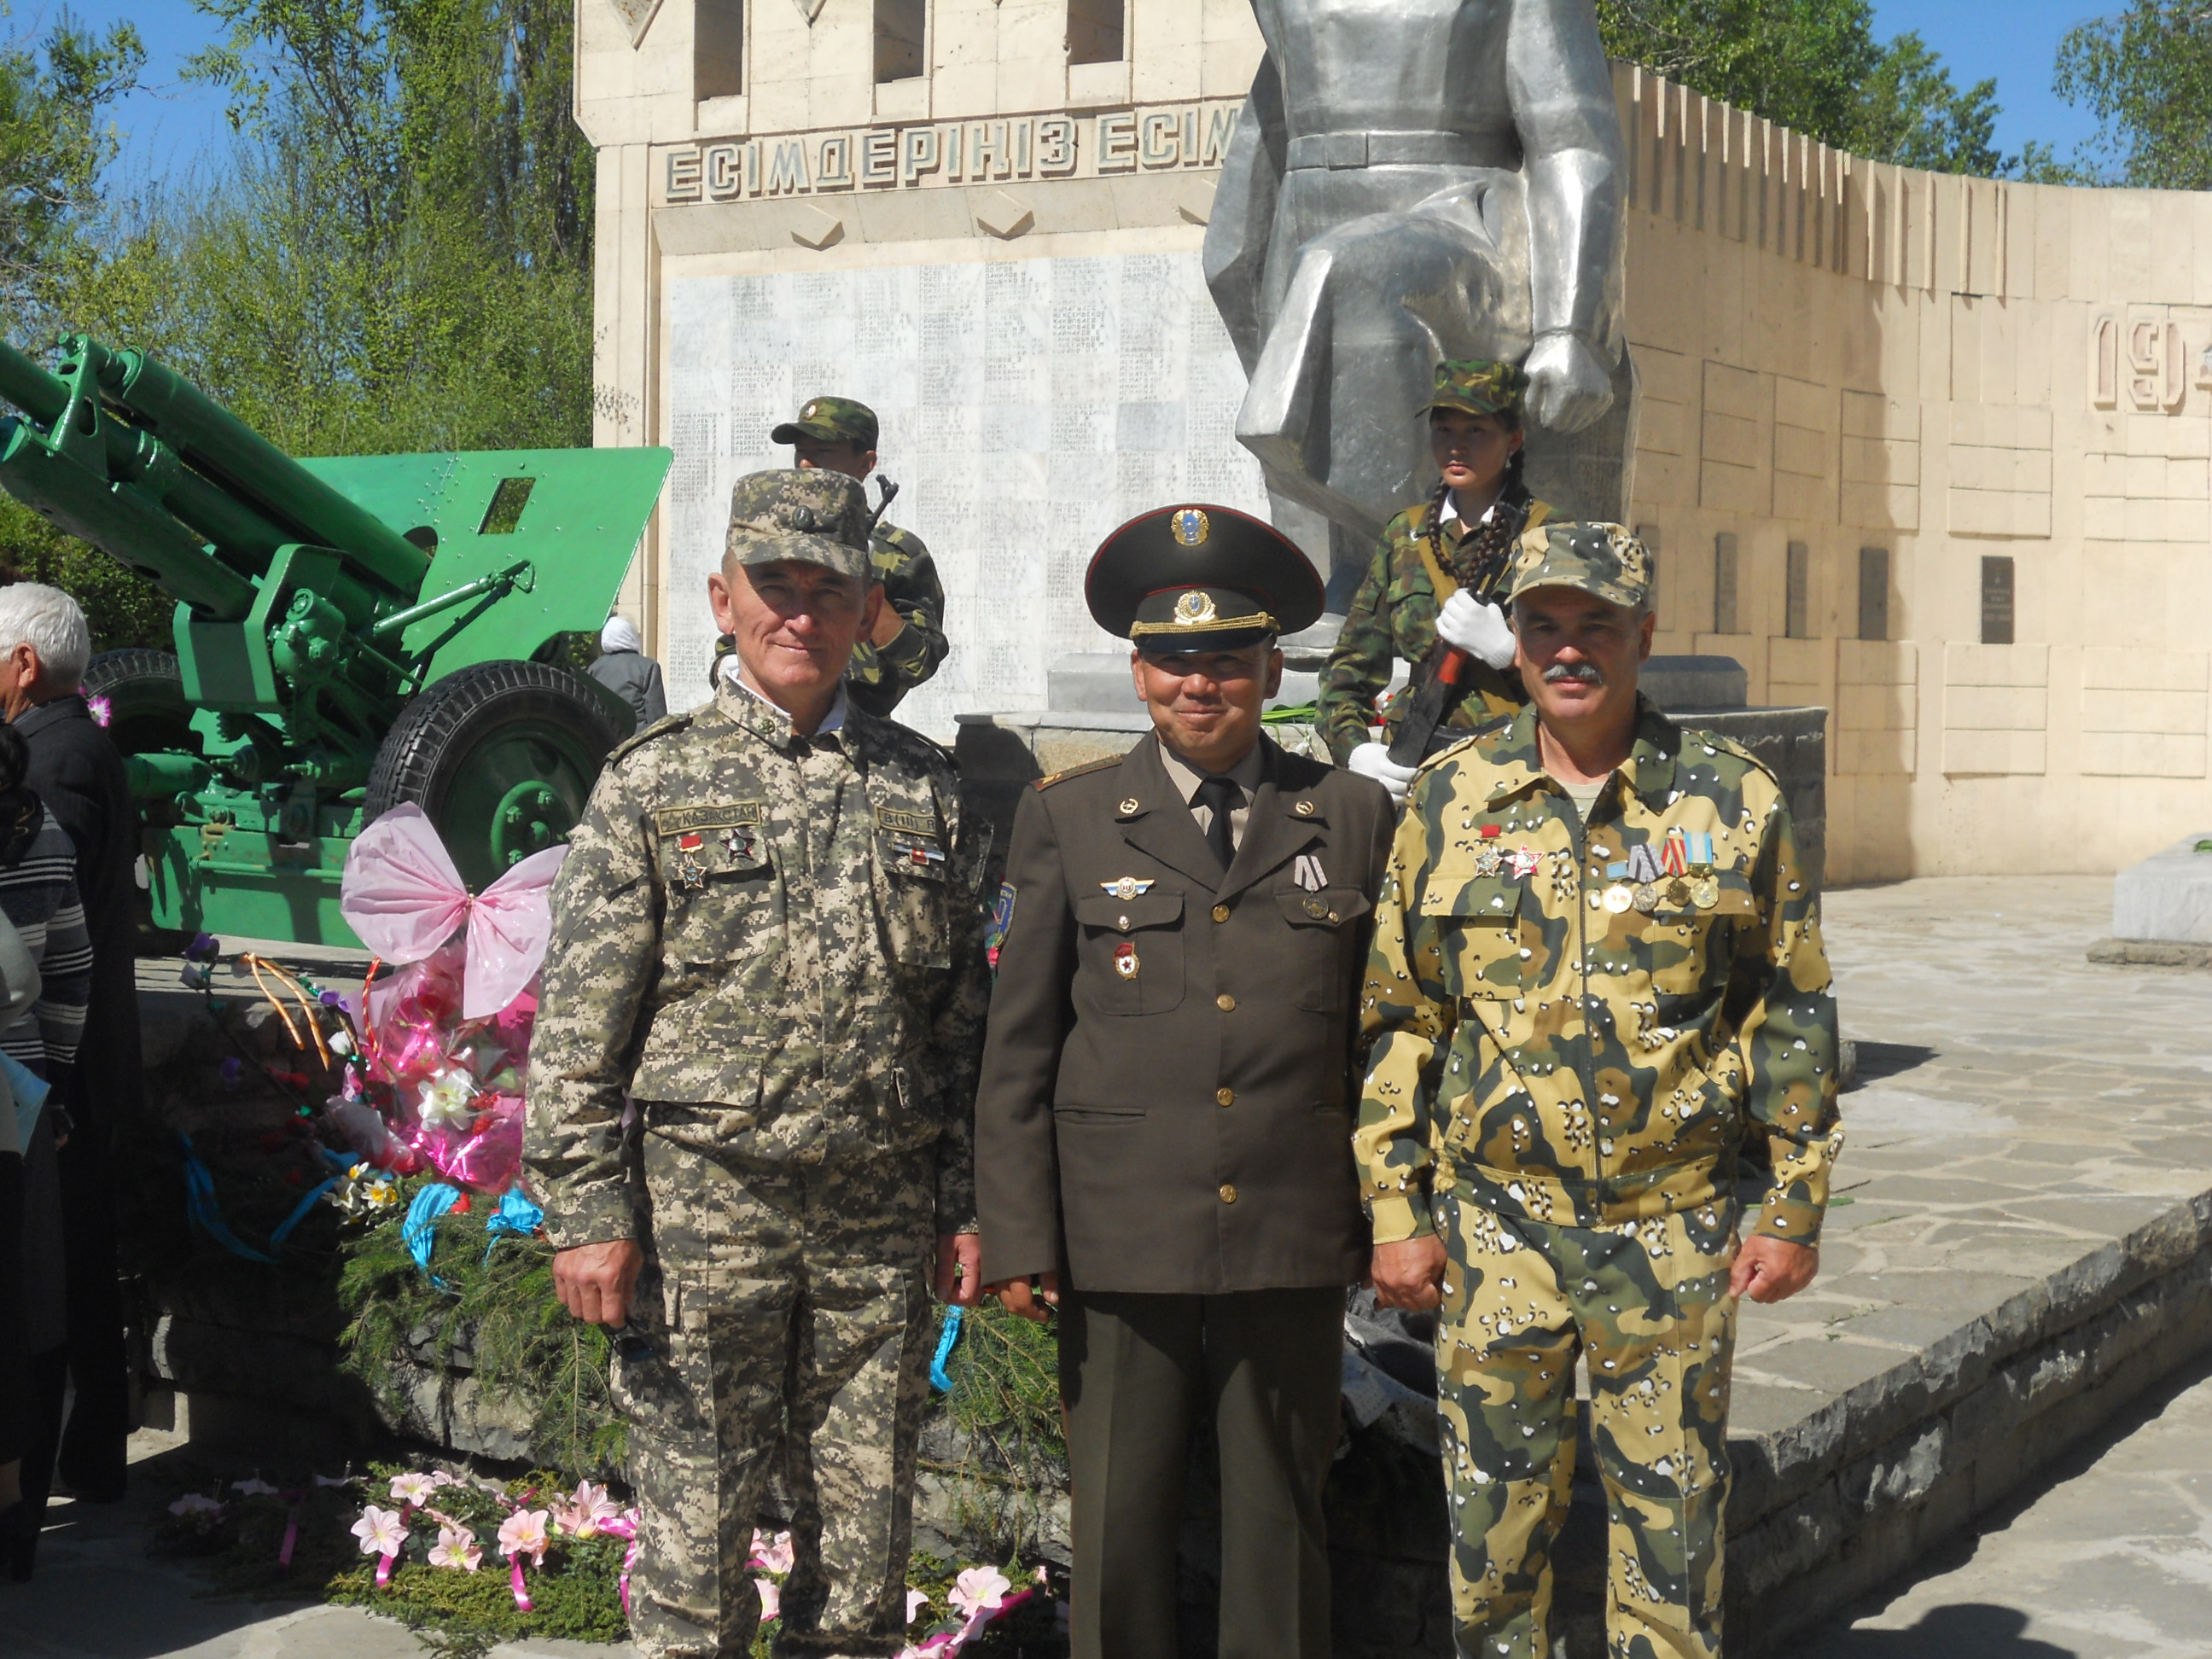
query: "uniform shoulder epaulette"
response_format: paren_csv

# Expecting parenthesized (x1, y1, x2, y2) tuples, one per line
(1413, 731, 1487, 774)
(605, 709, 695, 765)
(1674, 726, 1781, 787)
(1033, 755, 1121, 791)
(854, 707, 955, 767)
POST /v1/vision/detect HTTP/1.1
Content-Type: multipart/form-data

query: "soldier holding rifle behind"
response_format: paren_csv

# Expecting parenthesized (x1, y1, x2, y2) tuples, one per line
(1319, 358, 1557, 801)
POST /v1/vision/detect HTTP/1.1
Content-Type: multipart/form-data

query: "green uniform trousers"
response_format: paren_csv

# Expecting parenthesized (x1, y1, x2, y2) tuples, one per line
(1435, 1197, 1738, 1659)
(615, 1136, 937, 1659)
(1060, 1285, 1343, 1659)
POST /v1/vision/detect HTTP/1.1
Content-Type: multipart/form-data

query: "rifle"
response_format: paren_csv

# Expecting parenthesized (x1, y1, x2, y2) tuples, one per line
(1385, 491, 1532, 768)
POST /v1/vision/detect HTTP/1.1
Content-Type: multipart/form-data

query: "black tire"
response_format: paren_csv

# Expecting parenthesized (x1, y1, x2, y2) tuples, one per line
(364, 661, 628, 890)
(82, 649, 196, 760)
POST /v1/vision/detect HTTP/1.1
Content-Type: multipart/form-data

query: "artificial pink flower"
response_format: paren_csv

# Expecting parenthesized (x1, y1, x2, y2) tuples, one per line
(497, 1508, 550, 1563)
(748, 1528, 795, 1575)
(428, 1524, 484, 1573)
(905, 1586, 931, 1624)
(949, 1565, 1012, 1617)
(556, 1479, 623, 1537)
(388, 1471, 439, 1505)
(756, 1576, 782, 1621)
(85, 694, 111, 728)
(169, 1493, 223, 1517)
(352, 1505, 408, 1557)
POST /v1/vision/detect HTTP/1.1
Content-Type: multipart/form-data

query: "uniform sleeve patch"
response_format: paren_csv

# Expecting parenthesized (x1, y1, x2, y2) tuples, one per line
(986, 882, 1017, 972)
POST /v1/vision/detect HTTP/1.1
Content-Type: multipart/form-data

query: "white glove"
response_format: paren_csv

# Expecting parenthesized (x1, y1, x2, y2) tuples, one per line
(1435, 591, 1517, 670)
(1347, 741, 1421, 806)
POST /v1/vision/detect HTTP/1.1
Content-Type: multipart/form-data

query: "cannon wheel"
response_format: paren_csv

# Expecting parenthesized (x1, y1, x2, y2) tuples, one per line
(82, 648, 197, 760)
(364, 661, 628, 891)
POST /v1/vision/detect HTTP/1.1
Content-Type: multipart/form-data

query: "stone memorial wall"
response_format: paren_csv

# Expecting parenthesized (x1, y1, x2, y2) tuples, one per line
(663, 252, 1269, 736)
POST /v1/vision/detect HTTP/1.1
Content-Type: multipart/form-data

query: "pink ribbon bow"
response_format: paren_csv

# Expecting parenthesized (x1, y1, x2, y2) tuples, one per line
(340, 804, 568, 1019)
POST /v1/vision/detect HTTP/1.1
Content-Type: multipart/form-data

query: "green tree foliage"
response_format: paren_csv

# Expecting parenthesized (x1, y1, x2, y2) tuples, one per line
(2052, 0, 2212, 189)
(0, 7, 143, 316)
(0, 0, 594, 650)
(1597, 0, 2007, 176)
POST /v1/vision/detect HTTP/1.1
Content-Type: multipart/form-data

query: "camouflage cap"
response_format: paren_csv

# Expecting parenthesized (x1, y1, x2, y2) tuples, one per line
(1506, 521, 1654, 612)
(724, 469, 876, 585)
(770, 395, 879, 450)
(1418, 357, 1528, 420)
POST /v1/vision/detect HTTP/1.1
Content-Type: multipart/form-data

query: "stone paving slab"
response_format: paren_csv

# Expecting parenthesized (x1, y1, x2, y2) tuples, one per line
(1787, 1353, 2212, 1657)
(1720, 876, 2212, 1653)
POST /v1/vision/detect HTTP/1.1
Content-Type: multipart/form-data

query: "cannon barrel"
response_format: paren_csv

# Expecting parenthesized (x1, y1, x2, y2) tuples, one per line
(82, 341, 432, 599)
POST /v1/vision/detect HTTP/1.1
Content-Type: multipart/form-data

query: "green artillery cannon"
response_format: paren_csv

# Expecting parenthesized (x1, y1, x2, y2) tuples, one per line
(0, 333, 672, 946)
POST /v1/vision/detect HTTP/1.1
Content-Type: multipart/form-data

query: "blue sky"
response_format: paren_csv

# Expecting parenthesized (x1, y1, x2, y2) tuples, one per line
(5, 1, 2123, 183)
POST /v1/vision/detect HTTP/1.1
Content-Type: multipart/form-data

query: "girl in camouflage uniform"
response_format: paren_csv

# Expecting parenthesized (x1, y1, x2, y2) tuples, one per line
(1319, 358, 1556, 796)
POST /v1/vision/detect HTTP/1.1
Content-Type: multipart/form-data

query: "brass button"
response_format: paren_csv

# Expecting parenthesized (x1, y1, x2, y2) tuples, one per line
(1211, 904, 1231, 923)
(1216, 1086, 1235, 1106)
(1216, 993, 1237, 1012)
(1219, 1183, 1238, 1203)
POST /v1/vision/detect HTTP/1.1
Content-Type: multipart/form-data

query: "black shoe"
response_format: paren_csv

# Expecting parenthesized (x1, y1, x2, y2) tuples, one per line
(0, 1502, 36, 1581)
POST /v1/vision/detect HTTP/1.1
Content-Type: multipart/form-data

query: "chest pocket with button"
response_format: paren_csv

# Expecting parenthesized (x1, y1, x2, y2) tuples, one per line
(654, 801, 776, 987)
(1272, 886, 1374, 1012)
(1622, 870, 1761, 1001)
(1071, 889, 1185, 1016)
(1415, 873, 1526, 1003)
(875, 804, 952, 969)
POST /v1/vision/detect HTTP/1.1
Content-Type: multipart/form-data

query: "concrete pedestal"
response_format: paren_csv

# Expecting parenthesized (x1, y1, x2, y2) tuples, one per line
(2110, 833, 2212, 942)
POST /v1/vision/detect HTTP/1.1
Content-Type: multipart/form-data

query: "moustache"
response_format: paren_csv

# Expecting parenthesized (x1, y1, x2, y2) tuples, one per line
(1542, 661, 1605, 685)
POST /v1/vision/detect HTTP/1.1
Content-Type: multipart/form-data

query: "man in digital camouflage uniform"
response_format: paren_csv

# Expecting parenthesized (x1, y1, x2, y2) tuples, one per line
(709, 398, 949, 719)
(526, 468, 989, 1659)
(1318, 358, 1557, 790)
(1355, 521, 1842, 1659)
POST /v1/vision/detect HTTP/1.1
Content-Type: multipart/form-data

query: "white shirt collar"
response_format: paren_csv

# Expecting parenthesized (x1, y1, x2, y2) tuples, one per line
(721, 657, 848, 736)
(1439, 493, 1499, 533)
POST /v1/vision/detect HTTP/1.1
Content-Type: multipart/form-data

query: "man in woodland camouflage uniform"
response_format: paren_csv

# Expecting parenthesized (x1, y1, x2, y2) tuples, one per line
(710, 398, 950, 717)
(1357, 521, 1842, 1658)
(527, 469, 989, 1659)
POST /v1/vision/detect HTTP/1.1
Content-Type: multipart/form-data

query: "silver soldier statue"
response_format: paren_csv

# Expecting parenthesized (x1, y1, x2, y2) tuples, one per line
(1205, 0, 1634, 602)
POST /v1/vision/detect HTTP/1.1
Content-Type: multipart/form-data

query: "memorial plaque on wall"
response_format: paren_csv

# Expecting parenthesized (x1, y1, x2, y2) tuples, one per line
(665, 252, 1269, 738)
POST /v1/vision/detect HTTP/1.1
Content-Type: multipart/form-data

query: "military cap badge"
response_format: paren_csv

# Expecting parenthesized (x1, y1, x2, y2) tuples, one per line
(1171, 508, 1210, 546)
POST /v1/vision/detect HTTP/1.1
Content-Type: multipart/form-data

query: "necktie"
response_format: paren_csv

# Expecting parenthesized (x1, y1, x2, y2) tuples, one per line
(1194, 776, 1243, 875)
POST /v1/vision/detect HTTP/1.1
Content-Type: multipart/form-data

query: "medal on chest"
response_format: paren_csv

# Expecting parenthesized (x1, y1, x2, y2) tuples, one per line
(1113, 940, 1139, 979)
(674, 832, 708, 891)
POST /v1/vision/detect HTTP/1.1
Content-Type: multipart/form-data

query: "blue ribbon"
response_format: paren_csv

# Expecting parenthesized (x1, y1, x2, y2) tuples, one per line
(482, 1186, 545, 1260)
(929, 1306, 964, 1392)
(179, 1132, 339, 1263)
(403, 1182, 464, 1289)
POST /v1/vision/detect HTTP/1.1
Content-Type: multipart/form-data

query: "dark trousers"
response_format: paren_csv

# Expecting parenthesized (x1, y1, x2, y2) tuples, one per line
(1060, 1286, 1342, 1659)
(54, 1108, 128, 1493)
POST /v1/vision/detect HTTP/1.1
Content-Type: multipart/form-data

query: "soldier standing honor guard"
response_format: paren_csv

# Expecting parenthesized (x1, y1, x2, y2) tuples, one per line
(1322, 358, 1557, 802)
(525, 469, 989, 1659)
(974, 505, 1394, 1659)
(711, 397, 951, 717)
(1356, 522, 1842, 1659)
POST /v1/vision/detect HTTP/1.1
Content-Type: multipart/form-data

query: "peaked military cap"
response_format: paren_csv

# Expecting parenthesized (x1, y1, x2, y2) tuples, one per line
(725, 469, 875, 585)
(1506, 520, 1654, 612)
(771, 395, 879, 450)
(1418, 357, 1529, 420)
(1086, 504, 1324, 653)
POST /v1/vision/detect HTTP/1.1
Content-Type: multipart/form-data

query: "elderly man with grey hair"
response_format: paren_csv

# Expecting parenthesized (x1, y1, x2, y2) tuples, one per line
(0, 584, 137, 1506)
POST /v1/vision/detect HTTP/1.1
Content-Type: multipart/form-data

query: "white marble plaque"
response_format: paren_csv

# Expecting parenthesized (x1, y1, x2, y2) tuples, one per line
(664, 253, 1267, 737)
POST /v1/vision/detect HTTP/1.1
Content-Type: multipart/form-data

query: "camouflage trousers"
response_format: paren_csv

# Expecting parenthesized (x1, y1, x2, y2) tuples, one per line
(615, 1131, 938, 1659)
(1434, 1195, 1738, 1659)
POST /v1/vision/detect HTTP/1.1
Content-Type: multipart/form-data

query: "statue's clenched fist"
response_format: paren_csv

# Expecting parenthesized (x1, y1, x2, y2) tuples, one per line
(1523, 332, 1615, 434)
